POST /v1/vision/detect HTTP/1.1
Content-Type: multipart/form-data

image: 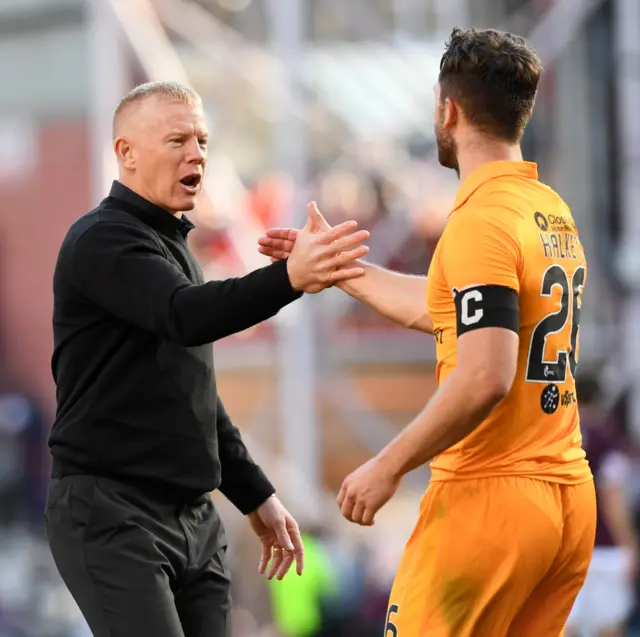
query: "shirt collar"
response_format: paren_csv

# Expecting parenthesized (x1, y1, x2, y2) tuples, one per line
(107, 181, 195, 238)
(449, 160, 539, 216)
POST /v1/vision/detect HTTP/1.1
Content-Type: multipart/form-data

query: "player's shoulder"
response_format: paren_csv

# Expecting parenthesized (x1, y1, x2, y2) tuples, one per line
(453, 176, 574, 236)
(445, 197, 522, 244)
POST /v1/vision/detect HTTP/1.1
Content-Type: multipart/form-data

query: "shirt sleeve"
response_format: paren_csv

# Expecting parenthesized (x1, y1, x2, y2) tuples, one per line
(71, 221, 302, 346)
(215, 396, 275, 514)
(440, 209, 522, 336)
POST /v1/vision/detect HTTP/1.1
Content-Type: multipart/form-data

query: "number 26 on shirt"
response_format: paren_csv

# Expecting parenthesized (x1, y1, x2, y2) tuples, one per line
(526, 264, 586, 383)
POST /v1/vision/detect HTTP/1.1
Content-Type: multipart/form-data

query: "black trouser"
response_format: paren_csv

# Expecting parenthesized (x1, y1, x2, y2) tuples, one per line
(44, 474, 231, 637)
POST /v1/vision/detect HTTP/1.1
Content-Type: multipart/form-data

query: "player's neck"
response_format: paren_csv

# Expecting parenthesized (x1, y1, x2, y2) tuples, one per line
(457, 139, 523, 183)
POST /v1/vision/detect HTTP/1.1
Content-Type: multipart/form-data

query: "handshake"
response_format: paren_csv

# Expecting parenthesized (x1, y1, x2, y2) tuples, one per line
(259, 202, 370, 294)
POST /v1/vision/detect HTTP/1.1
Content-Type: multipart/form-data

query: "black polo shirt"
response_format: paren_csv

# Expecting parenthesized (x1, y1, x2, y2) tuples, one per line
(49, 180, 300, 513)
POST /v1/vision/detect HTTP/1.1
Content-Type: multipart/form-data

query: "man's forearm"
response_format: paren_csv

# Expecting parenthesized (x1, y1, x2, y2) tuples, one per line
(337, 261, 432, 333)
(73, 222, 301, 348)
(216, 397, 275, 514)
(376, 368, 507, 478)
(174, 259, 301, 346)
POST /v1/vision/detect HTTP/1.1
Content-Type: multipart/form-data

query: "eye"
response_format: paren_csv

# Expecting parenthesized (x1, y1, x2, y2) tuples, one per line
(170, 138, 185, 146)
(198, 138, 208, 148)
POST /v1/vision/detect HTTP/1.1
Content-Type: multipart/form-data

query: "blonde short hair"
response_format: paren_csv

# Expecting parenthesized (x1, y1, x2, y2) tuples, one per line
(112, 81, 202, 137)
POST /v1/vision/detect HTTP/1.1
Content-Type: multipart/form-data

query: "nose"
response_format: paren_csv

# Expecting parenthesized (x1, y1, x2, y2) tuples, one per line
(187, 138, 206, 164)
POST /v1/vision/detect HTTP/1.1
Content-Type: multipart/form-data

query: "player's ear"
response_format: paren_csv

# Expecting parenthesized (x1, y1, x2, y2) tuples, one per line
(442, 97, 458, 129)
(114, 137, 136, 170)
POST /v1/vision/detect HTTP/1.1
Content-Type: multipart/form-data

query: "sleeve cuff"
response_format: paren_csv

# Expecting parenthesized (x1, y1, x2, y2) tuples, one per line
(266, 259, 303, 304)
(218, 464, 276, 515)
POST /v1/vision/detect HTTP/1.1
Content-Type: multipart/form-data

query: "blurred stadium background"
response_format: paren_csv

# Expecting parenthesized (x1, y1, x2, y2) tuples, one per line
(0, 0, 639, 635)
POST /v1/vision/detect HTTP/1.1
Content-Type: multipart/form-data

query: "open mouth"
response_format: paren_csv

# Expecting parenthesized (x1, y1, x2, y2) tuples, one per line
(180, 174, 202, 192)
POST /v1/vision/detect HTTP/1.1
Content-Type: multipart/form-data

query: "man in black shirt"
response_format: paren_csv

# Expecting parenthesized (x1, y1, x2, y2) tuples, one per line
(46, 81, 369, 637)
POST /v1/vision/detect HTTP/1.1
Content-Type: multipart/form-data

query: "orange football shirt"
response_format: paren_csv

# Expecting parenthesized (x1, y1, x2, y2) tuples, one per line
(427, 161, 592, 484)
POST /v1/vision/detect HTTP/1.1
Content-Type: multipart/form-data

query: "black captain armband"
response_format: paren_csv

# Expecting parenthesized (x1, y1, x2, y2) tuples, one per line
(453, 285, 519, 337)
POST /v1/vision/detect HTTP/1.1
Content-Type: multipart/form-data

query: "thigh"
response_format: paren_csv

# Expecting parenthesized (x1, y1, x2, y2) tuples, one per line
(508, 479, 597, 637)
(388, 478, 563, 637)
(564, 582, 584, 632)
(45, 476, 187, 637)
(176, 545, 231, 637)
(175, 498, 231, 637)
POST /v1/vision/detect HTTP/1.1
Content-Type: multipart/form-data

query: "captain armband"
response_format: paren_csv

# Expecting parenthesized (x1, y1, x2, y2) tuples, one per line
(453, 285, 519, 337)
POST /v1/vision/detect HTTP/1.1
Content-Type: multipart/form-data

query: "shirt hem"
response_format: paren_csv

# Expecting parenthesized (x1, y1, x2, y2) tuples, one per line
(428, 469, 593, 486)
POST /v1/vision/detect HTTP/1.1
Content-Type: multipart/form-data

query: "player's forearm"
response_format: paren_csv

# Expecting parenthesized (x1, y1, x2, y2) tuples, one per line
(337, 261, 432, 334)
(376, 367, 509, 478)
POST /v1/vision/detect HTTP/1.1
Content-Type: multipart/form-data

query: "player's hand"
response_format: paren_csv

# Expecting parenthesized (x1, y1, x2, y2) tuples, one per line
(285, 203, 369, 293)
(248, 495, 304, 580)
(258, 228, 298, 262)
(337, 456, 401, 526)
(258, 201, 331, 262)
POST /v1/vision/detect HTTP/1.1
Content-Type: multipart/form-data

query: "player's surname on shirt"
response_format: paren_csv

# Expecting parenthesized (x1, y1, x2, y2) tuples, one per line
(534, 210, 586, 262)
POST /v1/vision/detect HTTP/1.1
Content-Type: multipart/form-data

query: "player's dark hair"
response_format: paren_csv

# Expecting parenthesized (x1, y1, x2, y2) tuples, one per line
(439, 28, 542, 143)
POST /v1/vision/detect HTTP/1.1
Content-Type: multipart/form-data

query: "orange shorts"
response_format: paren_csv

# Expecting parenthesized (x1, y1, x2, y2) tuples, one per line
(385, 476, 596, 637)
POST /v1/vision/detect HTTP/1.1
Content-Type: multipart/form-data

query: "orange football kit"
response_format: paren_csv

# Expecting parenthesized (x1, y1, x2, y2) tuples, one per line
(385, 162, 596, 637)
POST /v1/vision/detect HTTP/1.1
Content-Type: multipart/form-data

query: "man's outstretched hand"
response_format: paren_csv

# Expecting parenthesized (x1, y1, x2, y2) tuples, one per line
(248, 495, 305, 581)
(262, 202, 368, 293)
(259, 201, 337, 265)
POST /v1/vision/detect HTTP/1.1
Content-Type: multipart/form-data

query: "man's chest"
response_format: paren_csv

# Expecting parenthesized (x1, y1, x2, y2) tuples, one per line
(161, 237, 205, 284)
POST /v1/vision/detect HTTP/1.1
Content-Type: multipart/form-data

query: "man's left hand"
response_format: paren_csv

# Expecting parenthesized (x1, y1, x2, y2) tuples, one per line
(337, 456, 402, 526)
(248, 495, 304, 580)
